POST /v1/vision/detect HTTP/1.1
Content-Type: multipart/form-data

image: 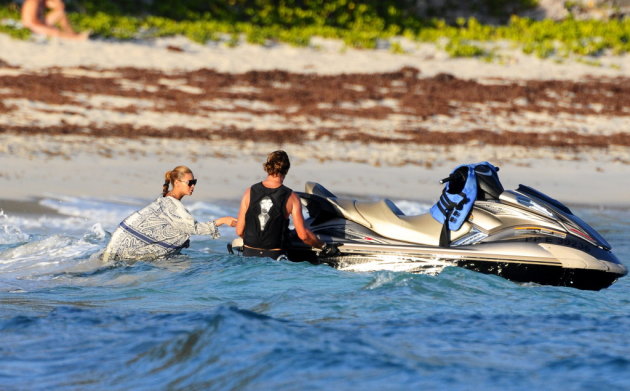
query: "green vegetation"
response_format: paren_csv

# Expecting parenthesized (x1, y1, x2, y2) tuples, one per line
(0, 0, 628, 61)
(0, 4, 29, 39)
(419, 16, 630, 59)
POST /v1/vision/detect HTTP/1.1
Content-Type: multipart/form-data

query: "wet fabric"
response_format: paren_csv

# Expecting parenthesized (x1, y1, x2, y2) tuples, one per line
(102, 196, 219, 262)
(242, 246, 287, 260)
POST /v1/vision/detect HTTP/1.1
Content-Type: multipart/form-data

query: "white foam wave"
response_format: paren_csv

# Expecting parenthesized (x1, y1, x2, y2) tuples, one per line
(0, 223, 109, 279)
(37, 196, 235, 230)
(39, 196, 140, 229)
(0, 210, 30, 244)
(4, 213, 99, 236)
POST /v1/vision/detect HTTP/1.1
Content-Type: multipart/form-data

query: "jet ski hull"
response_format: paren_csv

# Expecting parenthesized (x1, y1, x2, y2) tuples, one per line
(285, 240, 626, 291)
(456, 259, 622, 291)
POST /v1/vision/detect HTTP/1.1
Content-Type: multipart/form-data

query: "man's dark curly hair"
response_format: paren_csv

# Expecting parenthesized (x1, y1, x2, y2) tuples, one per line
(263, 150, 290, 176)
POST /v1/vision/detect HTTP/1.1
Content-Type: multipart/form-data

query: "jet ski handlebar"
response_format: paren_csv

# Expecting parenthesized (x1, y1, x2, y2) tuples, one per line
(439, 165, 503, 201)
(439, 170, 467, 185)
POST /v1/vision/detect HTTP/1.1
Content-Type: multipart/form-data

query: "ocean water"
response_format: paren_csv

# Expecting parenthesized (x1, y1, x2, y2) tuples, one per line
(1, 196, 629, 391)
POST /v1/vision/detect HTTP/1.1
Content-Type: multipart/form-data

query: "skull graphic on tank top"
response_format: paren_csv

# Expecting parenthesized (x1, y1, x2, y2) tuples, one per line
(258, 197, 273, 231)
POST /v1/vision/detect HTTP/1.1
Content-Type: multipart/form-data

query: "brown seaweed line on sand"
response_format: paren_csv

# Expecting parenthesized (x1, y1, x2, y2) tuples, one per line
(0, 67, 629, 119)
(2, 124, 629, 149)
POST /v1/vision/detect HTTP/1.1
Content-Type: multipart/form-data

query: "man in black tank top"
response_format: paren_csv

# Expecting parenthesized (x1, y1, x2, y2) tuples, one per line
(236, 150, 326, 260)
(243, 182, 292, 251)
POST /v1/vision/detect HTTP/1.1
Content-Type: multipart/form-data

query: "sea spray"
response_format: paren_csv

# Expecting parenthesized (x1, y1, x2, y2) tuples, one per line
(0, 209, 30, 245)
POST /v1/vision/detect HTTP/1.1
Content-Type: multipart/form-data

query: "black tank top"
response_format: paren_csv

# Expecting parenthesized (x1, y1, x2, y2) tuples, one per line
(243, 182, 293, 250)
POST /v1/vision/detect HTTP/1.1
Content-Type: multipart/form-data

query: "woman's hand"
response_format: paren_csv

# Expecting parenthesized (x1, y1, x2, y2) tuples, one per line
(215, 216, 237, 227)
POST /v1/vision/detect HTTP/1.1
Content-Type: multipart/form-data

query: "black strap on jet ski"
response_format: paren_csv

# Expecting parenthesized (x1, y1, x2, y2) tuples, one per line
(437, 190, 468, 247)
(439, 210, 452, 248)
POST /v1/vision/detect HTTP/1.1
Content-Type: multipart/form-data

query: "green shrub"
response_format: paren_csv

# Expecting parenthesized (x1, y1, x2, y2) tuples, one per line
(0, 24, 30, 39)
(1, 0, 628, 61)
(444, 39, 488, 58)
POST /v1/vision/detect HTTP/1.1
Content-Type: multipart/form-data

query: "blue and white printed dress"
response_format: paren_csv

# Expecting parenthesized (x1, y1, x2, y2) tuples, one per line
(102, 196, 219, 262)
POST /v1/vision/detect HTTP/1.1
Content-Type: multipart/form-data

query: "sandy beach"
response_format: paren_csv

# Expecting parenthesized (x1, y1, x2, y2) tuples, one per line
(1, 34, 629, 208)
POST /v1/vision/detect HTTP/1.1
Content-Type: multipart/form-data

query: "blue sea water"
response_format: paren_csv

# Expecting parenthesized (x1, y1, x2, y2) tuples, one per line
(1, 196, 629, 391)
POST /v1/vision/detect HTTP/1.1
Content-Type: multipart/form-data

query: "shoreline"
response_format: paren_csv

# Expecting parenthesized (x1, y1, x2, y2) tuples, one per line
(0, 198, 61, 216)
(2, 138, 629, 209)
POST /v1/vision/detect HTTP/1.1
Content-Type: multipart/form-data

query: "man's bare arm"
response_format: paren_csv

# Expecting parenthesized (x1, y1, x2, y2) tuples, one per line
(289, 192, 324, 248)
(235, 188, 250, 238)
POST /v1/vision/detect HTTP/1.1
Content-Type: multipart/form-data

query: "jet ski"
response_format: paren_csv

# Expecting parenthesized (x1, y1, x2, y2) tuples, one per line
(230, 162, 627, 290)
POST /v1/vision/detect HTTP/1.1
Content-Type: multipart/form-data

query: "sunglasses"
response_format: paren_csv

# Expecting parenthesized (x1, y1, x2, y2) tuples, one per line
(179, 179, 198, 186)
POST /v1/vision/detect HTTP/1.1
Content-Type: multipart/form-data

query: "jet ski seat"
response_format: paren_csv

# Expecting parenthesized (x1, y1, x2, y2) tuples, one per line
(354, 200, 471, 246)
(303, 182, 471, 246)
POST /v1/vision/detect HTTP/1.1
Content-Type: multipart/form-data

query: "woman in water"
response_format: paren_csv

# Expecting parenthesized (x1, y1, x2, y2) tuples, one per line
(102, 166, 236, 262)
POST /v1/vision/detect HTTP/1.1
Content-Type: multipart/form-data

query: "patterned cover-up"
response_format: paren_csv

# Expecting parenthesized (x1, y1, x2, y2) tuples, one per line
(102, 196, 219, 262)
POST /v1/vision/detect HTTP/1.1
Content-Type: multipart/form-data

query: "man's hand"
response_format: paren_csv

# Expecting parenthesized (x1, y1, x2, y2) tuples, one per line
(318, 242, 341, 258)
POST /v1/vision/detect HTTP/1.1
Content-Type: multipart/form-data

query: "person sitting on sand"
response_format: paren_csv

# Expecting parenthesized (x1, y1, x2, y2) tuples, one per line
(235, 150, 337, 260)
(102, 165, 236, 262)
(21, 0, 89, 40)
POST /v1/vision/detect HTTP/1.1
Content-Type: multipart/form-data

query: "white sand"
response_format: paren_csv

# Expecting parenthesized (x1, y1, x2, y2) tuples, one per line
(1, 34, 628, 80)
(1, 34, 629, 207)
(2, 134, 629, 207)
